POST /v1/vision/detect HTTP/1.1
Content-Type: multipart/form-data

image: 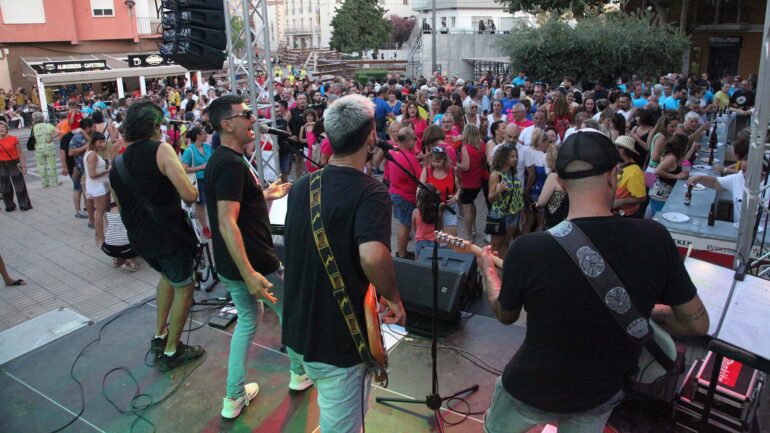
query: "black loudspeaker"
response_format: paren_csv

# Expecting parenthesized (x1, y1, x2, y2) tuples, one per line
(159, 0, 226, 70)
(393, 254, 476, 323)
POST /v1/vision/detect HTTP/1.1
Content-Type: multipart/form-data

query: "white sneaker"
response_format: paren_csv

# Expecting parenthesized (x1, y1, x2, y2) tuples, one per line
(221, 382, 259, 419)
(288, 372, 313, 391)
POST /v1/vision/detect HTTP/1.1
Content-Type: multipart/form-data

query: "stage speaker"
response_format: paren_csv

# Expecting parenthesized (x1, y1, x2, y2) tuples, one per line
(159, 0, 226, 70)
(393, 256, 475, 323)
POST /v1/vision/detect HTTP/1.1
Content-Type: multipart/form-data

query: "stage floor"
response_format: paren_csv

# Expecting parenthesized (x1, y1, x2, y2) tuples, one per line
(2, 282, 767, 433)
(0, 292, 524, 433)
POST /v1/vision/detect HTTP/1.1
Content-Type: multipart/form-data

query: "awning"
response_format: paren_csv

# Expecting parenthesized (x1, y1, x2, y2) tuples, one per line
(20, 53, 189, 86)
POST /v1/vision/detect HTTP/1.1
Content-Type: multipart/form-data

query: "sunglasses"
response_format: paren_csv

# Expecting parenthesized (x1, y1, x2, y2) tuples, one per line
(431, 146, 446, 153)
(224, 110, 254, 121)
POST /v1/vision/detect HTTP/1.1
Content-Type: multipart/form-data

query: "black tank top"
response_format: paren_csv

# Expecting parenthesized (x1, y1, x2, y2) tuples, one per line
(109, 139, 191, 255)
(289, 106, 306, 139)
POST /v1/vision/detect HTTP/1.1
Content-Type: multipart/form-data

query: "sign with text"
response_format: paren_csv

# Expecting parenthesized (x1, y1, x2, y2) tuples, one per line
(709, 36, 742, 48)
(128, 54, 171, 68)
(40, 60, 108, 74)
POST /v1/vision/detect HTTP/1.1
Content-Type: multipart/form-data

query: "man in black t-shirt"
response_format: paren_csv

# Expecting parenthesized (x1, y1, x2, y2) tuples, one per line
(479, 130, 709, 433)
(204, 95, 310, 420)
(282, 94, 406, 433)
(273, 99, 293, 182)
(730, 79, 755, 110)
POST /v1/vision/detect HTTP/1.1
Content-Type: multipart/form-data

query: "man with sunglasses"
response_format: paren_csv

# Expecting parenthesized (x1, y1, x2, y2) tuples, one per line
(205, 96, 309, 419)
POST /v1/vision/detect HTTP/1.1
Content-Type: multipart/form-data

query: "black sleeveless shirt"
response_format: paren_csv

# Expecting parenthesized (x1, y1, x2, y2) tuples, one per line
(109, 140, 192, 256)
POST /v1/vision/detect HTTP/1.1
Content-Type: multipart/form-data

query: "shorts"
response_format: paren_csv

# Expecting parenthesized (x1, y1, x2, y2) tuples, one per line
(142, 247, 194, 288)
(196, 180, 206, 205)
(442, 203, 458, 227)
(279, 152, 294, 174)
(71, 168, 83, 192)
(460, 187, 481, 204)
(101, 243, 138, 259)
(391, 193, 416, 227)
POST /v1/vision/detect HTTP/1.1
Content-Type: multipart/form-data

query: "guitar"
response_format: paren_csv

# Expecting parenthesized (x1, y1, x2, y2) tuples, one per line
(364, 284, 388, 387)
(435, 231, 677, 384)
(434, 231, 504, 268)
(636, 320, 678, 384)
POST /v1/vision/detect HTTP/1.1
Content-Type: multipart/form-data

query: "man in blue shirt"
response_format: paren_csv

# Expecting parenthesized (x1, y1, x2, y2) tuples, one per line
(630, 83, 647, 108)
(663, 85, 687, 111)
(373, 86, 389, 140)
(513, 71, 527, 87)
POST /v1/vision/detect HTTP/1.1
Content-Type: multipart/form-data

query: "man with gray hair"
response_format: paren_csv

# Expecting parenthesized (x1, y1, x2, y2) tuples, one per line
(282, 94, 406, 433)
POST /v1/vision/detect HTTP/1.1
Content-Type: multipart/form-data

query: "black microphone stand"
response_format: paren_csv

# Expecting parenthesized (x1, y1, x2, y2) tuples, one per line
(375, 147, 477, 433)
(286, 139, 323, 169)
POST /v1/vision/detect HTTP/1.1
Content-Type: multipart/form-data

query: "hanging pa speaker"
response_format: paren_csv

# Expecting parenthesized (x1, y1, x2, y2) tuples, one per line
(160, 0, 226, 70)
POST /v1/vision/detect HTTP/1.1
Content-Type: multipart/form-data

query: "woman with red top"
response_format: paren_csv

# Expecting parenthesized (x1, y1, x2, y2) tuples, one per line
(420, 146, 460, 236)
(400, 101, 427, 156)
(457, 124, 488, 238)
(438, 113, 460, 165)
(548, 93, 572, 141)
(388, 126, 422, 259)
(0, 121, 32, 211)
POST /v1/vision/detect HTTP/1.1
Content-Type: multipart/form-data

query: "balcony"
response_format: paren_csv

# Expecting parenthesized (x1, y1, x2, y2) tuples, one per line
(411, 0, 501, 11)
(285, 25, 315, 35)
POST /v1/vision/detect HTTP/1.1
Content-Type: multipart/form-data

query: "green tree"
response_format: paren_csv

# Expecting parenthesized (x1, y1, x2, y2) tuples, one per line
(501, 12, 689, 84)
(494, 0, 613, 18)
(329, 0, 392, 55)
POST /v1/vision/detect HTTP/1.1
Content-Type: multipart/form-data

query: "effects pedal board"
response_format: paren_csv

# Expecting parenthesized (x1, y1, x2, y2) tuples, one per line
(208, 306, 237, 329)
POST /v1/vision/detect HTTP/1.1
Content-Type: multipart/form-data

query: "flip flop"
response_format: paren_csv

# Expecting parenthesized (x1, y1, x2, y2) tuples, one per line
(6, 279, 26, 287)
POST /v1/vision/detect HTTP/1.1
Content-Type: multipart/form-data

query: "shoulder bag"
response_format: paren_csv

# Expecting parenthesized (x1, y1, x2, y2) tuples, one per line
(26, 124, 37, 151)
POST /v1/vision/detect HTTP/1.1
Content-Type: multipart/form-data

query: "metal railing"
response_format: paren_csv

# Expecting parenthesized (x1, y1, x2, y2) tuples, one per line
(285, 25, 314, 35)
(136, 16, 155, 35)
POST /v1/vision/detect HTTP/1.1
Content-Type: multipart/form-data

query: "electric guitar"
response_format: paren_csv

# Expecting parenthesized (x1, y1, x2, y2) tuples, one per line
(364, 284, 388, 387)
(434, 231, 504, 268)
(435, 232, 676, 384)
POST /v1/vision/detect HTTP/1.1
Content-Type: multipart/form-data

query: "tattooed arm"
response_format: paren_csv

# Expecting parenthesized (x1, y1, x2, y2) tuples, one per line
(651, 296, 710, 336)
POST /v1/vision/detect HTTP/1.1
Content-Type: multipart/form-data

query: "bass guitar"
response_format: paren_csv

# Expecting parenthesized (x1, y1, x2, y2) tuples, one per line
(364, 284, 388, 387)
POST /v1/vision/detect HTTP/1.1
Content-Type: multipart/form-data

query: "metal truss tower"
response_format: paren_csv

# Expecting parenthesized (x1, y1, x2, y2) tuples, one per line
(223, 0, 278, 181)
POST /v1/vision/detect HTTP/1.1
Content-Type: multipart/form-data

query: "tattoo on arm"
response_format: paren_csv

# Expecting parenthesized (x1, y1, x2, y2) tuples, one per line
(682, 306, 707, 323)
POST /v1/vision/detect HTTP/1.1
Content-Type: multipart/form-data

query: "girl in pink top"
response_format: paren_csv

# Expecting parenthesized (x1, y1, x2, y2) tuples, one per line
(412, 185, 441, 260)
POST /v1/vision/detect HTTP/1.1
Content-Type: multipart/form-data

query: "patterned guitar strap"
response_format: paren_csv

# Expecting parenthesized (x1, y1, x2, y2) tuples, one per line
(309, 169, 377, 369)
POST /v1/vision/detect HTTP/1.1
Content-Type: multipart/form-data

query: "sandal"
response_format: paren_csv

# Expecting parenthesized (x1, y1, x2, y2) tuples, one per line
(5, 279, 26, 287)
(121, 263, 139, 273)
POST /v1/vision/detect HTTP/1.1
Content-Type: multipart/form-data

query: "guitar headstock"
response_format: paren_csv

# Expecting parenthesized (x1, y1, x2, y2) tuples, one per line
(435, 231, 479, 255)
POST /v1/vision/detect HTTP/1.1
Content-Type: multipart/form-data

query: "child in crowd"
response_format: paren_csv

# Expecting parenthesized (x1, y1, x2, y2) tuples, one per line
(487, 144, 524, 257)
(411, 185, 441, 260)
(420, 146, 460, 236)
(102, 203, 140, 272)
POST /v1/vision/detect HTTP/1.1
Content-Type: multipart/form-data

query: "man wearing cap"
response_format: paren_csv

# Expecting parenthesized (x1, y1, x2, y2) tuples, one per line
(478, 129, 708, 433)
(613, 135, 646, 217)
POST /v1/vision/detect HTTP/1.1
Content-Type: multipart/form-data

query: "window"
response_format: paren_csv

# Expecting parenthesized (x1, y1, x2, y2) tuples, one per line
(0, 0, 45, 24)
(403, 0, 408, 4)
(450, 17, 456, 27)
(91, 0, 114, 16)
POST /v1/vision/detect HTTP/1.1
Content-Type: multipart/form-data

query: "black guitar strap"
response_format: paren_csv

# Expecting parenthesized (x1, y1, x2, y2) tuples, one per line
(547, 220, 676, 373)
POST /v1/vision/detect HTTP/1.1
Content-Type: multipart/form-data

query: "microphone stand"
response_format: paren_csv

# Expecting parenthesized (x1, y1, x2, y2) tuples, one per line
(286, 139, 323, 169)
(375, 148, 477, 433)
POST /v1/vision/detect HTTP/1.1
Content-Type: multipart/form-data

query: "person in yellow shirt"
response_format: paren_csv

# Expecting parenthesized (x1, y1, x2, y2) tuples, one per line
(613, 135, 646, 217)
(713, 82, 731, 110)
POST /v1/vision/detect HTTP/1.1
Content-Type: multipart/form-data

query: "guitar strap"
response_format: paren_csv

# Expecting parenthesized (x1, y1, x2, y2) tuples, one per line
(547, 220, 676, 373)
(309, 169, 377, 369)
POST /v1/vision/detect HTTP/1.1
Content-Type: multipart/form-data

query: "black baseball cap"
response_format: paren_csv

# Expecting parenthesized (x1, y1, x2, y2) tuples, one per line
(556, 129, 619, 180)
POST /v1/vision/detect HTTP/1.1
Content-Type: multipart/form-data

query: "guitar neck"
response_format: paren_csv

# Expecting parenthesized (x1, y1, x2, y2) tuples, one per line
(435, 231, 504, 268)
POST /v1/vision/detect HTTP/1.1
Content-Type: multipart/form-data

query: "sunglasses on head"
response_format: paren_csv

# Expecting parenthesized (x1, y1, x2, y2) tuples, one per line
(431, 146, 446, 153)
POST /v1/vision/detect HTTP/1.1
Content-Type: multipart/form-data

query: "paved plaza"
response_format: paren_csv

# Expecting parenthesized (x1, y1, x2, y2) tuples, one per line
(0, 127, 489, 333)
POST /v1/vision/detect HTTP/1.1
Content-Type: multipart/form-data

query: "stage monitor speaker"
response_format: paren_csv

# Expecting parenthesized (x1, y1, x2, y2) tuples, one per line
(393, 256, 468, 323)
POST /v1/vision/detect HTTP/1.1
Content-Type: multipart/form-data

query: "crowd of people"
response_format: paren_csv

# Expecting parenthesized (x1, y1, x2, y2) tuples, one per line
(0, 64, 761, 432)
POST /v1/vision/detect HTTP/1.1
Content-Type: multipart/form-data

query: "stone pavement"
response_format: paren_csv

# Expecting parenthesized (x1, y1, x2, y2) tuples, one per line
(0, 127, 488, 333)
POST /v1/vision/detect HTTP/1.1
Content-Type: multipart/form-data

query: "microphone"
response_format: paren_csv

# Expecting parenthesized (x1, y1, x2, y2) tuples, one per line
(258, 124, 291, 137)
(375, 139, 397, 152)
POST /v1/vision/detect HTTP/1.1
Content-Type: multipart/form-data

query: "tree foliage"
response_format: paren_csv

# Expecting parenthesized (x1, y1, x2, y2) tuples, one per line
(494, 0, 612, 18)
(329, 0, 392, 55)
(501, 12, 689, 85)
(389, 15, 416, 49)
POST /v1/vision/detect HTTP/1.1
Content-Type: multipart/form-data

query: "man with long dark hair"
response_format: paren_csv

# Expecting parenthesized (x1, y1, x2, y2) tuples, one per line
(109, 100, 203, 371)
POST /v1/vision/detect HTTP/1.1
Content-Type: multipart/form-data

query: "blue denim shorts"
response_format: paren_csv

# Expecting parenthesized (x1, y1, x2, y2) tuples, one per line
(442, 203, 458, 227)
(391, 193, 416, 227)
(279, 152, 294, 174)
(71, 168, 83, 192)
(196, 180, 206, 204)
